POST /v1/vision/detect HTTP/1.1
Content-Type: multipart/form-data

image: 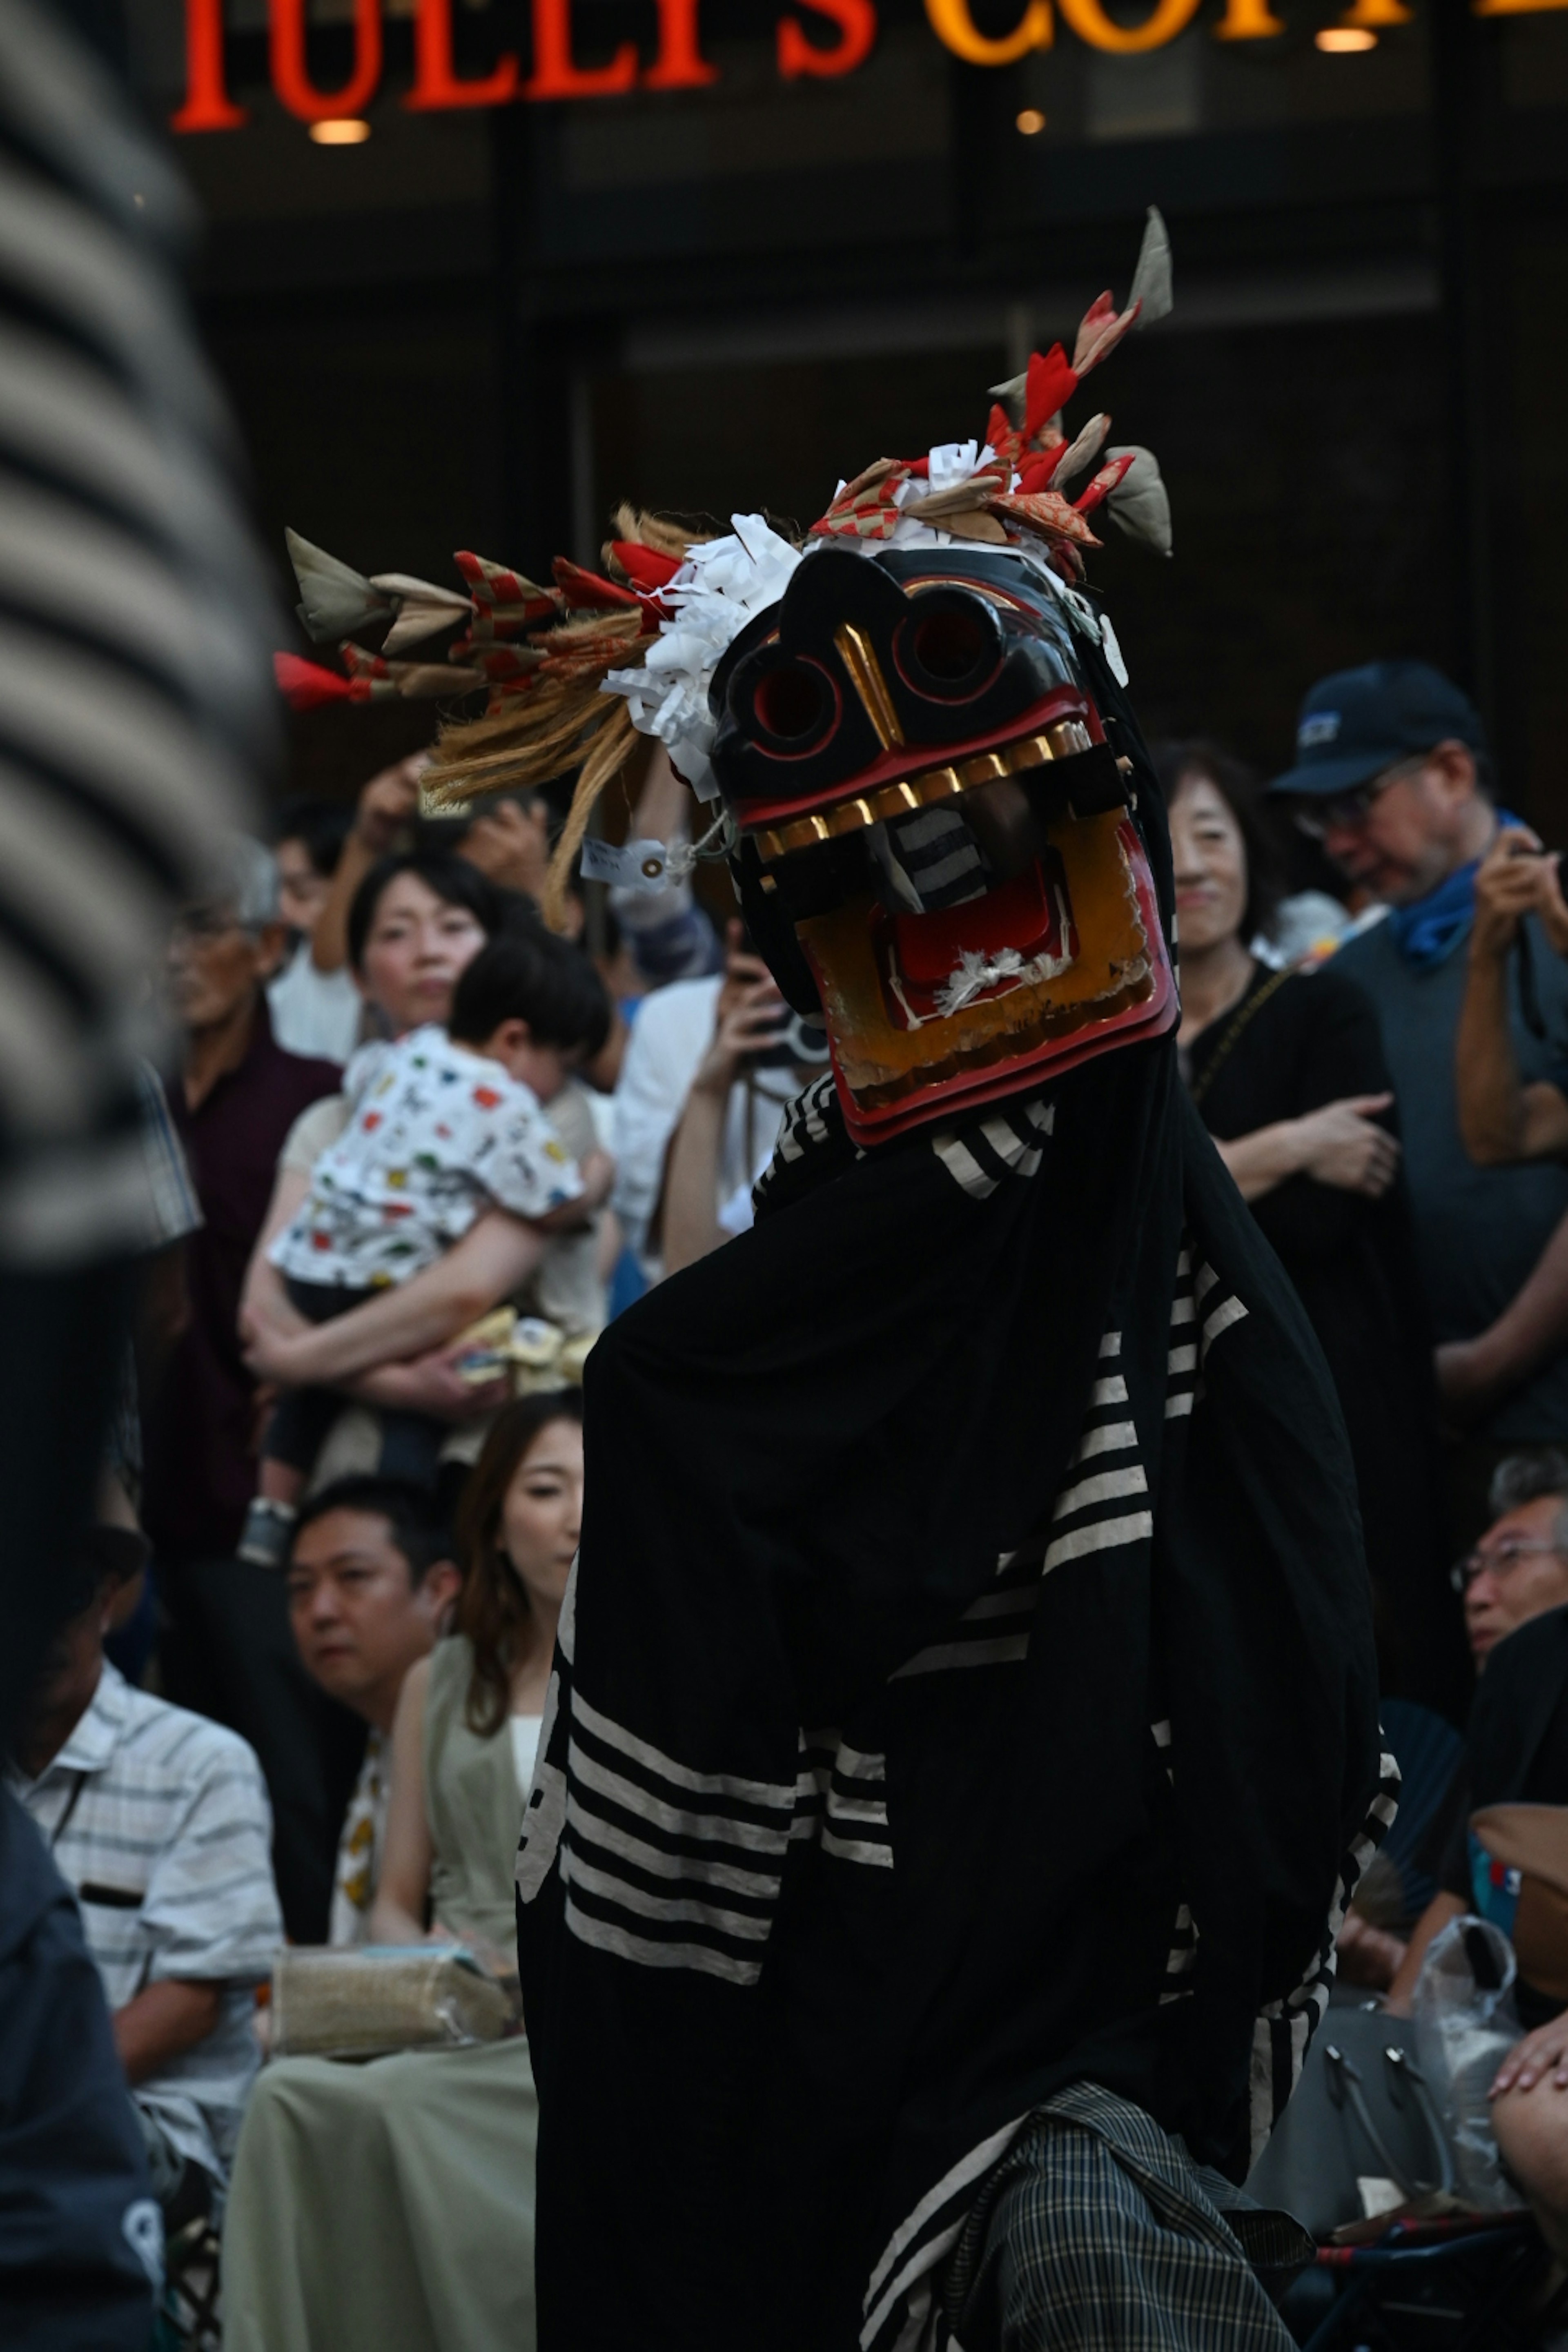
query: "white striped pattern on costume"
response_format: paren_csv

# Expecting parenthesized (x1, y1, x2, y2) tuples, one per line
(1164, 1241, 1248, 1421)
(559, 1689, 796, 1988)
(889, 1545, 1044, 1679)
(1159, 1900, 1199, 2007)
(1043, 1328, 1152, 1577)
(929, 1098, 1054, 1199)
(768, 1071, 836, 1172)
(1246, 1738, 1401, 2167)
(884, 804, 991, 910)
(887, 1316, 1152, 1682)
(795, 1733, 893, 1868)
(860, 2113, 1029, 2352)
(0, 1, 271, 1262)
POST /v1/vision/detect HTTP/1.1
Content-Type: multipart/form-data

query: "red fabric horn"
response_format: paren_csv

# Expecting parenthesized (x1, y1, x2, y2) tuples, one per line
(273, 652, 358, 710)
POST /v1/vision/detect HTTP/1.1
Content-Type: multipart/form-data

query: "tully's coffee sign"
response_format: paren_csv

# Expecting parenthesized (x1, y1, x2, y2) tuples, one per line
(172, 0, 1567, 130)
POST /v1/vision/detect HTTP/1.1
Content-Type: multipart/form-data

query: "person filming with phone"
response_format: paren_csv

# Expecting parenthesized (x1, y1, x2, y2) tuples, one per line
(661, 923, 829, 1275)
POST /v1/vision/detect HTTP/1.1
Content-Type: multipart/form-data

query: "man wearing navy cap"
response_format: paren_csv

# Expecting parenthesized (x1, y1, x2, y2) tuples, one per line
(1270, 661, 1568, 1550)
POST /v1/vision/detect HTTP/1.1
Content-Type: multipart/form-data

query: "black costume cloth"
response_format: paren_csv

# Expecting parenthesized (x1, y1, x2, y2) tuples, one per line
(517, 663, 1389, 2352)
(1184, 959, 1467, 1721)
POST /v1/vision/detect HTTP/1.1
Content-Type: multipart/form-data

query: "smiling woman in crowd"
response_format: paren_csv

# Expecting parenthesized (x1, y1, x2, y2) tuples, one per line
(1164, 739, 1467, 1716)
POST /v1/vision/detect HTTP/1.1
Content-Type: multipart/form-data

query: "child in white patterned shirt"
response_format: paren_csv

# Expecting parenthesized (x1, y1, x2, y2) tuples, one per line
(241, 932, 611, 1561)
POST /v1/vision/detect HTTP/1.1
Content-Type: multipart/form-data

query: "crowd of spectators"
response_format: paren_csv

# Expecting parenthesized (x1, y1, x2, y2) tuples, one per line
(27, 646, 1568, 2341)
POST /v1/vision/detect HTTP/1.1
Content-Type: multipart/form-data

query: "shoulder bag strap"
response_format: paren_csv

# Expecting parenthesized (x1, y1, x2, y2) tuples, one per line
(1187, 965, 1294, 1110)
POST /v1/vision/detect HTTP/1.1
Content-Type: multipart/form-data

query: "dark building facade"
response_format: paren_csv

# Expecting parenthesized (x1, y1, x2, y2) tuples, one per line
(126, 0, 1568, 824)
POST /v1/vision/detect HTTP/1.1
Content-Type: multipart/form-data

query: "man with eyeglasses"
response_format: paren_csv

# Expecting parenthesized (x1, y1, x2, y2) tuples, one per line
(1269, 663, 1568, 1555)
(1345, 1453, 1568, 2005)
(1453, 1452, 1568, 1670)
(139, 839, 351, 1944)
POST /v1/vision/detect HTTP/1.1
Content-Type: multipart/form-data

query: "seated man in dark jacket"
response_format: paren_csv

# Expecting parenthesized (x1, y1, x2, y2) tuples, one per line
(1366, 1455, 1568, 2009)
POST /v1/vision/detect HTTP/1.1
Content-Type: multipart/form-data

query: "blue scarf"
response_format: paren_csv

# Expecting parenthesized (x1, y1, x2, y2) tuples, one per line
(1388, 811, 1523, 969)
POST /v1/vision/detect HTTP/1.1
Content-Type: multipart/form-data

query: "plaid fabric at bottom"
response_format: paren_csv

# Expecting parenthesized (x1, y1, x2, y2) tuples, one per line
(936, 2081, 1311, 2352)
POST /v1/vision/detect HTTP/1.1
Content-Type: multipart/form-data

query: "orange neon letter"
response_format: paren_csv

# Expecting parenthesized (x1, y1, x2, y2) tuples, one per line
(524, 0, 638, 96)
(644, 0, 719, 87)
(778, 0, 878, 77)
(270, 0, 382, 120)
(172, 0, 246, 130)
(923, 0, 1047, 64)
(405, 0, 518, 105)
(1212, 0, 1285, 36)
(1055, 0, 1198, 47)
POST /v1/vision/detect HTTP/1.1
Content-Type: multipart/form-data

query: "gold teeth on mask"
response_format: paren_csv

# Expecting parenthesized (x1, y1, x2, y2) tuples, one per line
(752, 717, 1100, 860)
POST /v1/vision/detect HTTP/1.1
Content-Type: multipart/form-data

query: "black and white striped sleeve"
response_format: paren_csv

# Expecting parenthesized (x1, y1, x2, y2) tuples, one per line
(0, 1, 272, 1263)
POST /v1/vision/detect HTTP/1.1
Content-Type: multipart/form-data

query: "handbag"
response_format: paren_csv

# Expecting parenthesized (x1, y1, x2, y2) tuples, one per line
(1244, 2006, 1454, 2239)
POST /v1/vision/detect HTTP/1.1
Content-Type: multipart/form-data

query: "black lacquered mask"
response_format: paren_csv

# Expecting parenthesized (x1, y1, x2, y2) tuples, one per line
(713, 544, 1176, 1143)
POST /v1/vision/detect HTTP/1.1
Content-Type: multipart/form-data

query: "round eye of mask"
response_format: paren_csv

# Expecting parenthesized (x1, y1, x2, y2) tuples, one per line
(748, 657, 838, 753)
(895, 592, 1003, 704)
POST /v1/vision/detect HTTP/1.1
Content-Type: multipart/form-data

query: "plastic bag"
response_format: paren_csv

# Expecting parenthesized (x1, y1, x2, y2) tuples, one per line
(270, 1943, 516, 2060)
(1410, 1913, 1521, 2209)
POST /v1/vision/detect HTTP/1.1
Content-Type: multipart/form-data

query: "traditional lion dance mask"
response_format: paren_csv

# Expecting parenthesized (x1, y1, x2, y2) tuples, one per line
(279, 211, 1177, 1142)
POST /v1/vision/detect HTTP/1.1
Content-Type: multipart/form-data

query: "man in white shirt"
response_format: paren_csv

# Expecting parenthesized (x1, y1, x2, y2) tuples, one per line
(267, 796, 362, 1065)
(10, 1529, 283, 2225)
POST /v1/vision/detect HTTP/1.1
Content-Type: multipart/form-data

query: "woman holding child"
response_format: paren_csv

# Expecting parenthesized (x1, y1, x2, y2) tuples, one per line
(223, 1392, 584, 2352)
(239, 852, 610, 1559)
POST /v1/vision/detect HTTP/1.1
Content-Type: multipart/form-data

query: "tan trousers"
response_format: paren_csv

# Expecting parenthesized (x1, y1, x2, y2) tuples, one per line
(222, 2038, 537, 2352)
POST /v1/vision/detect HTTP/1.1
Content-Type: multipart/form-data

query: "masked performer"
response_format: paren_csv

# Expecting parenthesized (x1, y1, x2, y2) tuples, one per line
(281, 212, 1390, 2352)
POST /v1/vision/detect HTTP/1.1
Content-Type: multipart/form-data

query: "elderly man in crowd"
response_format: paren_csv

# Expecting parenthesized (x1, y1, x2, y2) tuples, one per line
(8, 1518, 282, 2229)
(282, 1477, 460, 1942)
(1269, 664, 1568, 1554)
(1336, 1454, 1568, 1999)
(140, 840, 350, 1944)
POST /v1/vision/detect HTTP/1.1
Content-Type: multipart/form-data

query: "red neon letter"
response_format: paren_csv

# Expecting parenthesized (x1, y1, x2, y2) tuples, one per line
(270, 0, 383, 122)
(644, 0, 719, 86)
(405, 0, 518, 106)
(777, 0, 876, 76)
(172, 0, 245, 130)
(524, 0, 638, 95)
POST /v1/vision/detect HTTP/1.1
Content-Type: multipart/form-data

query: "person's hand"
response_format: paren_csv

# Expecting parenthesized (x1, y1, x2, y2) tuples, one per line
(717, 915, 779, 1009)
(1472, 825, 1564, 961)
(691, 979, 786, 1101)
(689, 919, 784, 1100)
(1336, 1910, 1408, 1991)
(240, 1321, 311, 1387)
(1292, 1094, 1400, 1196)
(238, 1288, 310, 1350)
(1491, 2017, 1568, 2098)
(354, 755, 427, 858)
(459, 797, 551, 903)
(364, 1342, 510, 1423)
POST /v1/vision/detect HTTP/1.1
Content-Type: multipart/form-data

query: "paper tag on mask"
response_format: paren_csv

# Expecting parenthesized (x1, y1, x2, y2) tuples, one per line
(579, 836, 694, 891)
(1098, 610, 1130, 688)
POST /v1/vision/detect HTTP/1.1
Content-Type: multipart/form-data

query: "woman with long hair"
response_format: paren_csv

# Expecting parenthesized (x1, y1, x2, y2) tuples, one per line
(1163, 739, 1467, 1718)
(372, 1388, 584, 1953)
(224, 1390, 584, 2352)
